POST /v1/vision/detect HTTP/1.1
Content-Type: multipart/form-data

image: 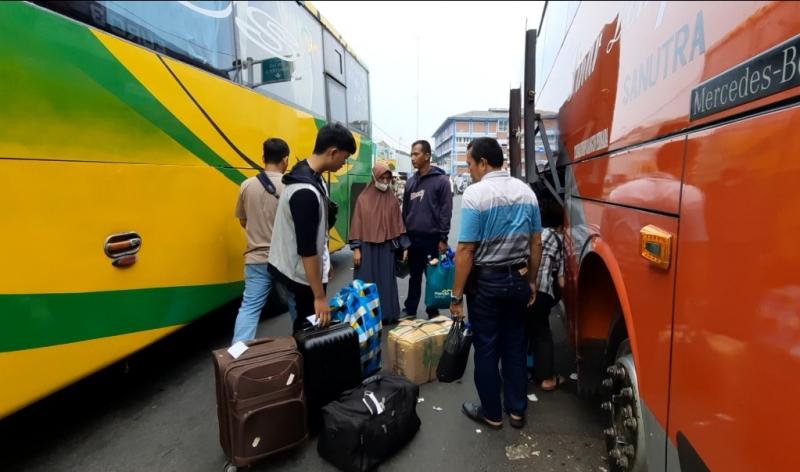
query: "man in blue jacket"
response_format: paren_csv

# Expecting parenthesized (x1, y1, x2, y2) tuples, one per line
(402, 139, 453, 319)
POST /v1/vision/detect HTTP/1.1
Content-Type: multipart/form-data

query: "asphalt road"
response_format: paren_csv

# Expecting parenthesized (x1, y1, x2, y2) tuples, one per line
(1, 196, 607, 472)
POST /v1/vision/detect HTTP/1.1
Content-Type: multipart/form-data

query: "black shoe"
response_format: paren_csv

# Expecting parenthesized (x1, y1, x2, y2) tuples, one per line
(426, 309, 440, 319)
(509, 413, 526, 429)
(461, 402, 502, 430)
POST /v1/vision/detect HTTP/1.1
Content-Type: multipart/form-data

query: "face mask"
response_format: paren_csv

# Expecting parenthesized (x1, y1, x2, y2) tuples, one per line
(375, 182, 389, 192)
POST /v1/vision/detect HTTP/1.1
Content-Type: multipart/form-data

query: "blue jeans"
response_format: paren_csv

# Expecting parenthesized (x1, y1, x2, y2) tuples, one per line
(467, 270, 531, 421)
(232, 264, 297, 343)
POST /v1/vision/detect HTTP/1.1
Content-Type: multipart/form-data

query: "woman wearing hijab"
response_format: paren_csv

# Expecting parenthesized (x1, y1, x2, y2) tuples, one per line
(350, 162, 410, 324)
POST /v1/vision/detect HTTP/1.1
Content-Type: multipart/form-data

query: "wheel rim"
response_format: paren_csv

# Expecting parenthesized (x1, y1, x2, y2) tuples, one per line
(601, 352, 647, 472)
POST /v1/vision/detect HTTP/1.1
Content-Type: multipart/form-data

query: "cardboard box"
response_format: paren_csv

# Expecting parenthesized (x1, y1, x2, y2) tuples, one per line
(386, 316, 453, 385)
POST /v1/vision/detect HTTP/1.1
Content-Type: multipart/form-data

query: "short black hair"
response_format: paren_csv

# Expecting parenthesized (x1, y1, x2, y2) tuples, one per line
(313, 122, 357, 155)
(412, 140, 431, 155)
(263, 138, 290, 164)
(467, 137, 503, 167)
(539, 195, 564, 228)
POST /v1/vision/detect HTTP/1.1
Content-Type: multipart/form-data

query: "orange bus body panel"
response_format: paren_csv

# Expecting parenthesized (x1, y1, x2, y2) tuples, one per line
(572, 137, 685, 215)
(571, 159, 680, 436)
(670, 106, 800, 471)
(538, 0, 800, 469)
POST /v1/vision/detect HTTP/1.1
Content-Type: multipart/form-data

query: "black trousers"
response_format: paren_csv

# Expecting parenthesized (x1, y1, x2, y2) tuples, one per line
(403, 233, 442, 318)
(269, 264, 326, 333)
(526, 291, 556, 380)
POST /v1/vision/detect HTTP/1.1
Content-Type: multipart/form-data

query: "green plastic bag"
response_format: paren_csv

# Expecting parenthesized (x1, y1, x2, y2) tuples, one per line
(425, 251, 455, 309)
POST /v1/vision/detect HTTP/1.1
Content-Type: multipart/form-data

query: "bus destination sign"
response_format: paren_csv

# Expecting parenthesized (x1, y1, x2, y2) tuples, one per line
(690, 34, 800, 120)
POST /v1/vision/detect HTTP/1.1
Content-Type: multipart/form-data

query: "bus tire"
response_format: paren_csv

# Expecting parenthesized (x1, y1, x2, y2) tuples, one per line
(601, 339, 646, 472)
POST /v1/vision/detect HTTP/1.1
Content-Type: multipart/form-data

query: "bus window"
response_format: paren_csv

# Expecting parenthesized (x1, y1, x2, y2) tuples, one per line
(566, 1, 580, 28)
(323, 30, 347, 85)
(345, 52, 370, 135)
(326, 77, 348, 125)
(235, 1, 326, 118)
(37, 0, 237, 76)
(536, 0, 573, 92)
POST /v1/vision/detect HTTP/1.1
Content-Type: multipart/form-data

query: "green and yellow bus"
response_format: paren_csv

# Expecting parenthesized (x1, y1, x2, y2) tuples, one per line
(0, 0, 373, 419)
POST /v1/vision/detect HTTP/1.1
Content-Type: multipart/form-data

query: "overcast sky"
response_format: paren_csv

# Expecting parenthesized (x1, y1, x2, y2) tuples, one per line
(314, 1, 544, 151)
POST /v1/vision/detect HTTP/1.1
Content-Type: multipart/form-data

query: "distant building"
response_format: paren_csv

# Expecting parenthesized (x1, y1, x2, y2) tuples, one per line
(374, 140, 395, 166)
(432, 109, 515, 175)
(395, 149, 412, 176)
(373, 140, 413, 177)
(432, 108, 559, 175)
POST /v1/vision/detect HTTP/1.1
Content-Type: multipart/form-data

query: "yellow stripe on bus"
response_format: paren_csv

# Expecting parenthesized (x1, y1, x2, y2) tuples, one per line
(0, 159, 246, 294)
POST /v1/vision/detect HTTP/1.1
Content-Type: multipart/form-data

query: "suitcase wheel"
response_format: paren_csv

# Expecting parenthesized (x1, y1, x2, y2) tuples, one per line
(223, 462, 238, 472)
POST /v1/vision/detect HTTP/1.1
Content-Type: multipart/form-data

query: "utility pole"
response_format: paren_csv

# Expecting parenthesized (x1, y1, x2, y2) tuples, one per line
(416, 34, 420, 139)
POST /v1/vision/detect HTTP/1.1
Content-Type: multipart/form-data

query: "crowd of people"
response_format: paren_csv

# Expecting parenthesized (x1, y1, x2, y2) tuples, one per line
(232, 123, 565, 429)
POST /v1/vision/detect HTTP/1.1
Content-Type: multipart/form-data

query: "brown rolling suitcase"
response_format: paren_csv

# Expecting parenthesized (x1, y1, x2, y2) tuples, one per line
(212, 337, 307, 469)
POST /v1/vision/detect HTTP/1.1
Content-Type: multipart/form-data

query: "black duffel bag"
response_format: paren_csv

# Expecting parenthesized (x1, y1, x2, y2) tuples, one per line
(318, 374, 421, 472)
(436, 320, 472, 382)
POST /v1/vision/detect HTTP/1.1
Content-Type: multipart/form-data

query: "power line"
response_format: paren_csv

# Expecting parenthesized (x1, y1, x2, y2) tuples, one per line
(372, 121, 407, 150)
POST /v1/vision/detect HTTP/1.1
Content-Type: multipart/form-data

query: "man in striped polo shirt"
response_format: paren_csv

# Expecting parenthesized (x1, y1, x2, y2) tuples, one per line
(450, 137, 542, 430)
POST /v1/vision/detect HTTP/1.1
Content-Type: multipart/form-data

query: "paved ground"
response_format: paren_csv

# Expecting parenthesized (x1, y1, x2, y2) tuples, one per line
(1, 196, 608, 472)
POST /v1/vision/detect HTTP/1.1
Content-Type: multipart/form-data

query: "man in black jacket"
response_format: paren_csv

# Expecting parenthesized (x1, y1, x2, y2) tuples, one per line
(402, 139, 453, 319)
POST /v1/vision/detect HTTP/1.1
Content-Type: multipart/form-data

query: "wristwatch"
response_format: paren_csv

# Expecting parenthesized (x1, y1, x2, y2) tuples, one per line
(450, 294, 464, 305)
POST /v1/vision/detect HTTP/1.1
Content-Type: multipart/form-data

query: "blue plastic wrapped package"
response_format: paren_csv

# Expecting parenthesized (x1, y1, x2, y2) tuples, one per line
(331, 279, 383, 377)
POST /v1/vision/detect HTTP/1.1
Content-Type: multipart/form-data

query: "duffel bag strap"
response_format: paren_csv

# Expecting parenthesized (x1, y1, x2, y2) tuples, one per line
(362, 374, 382, 386)
(362, 390, 385, 415)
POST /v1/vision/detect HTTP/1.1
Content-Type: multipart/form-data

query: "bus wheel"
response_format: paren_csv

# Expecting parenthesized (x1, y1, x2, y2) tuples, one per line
(600, 340, 646, 472)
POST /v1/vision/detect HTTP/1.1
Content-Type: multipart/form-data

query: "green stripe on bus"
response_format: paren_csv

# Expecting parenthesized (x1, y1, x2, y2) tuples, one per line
(79, 23, 248, 184)
(0, 282, 243, 352)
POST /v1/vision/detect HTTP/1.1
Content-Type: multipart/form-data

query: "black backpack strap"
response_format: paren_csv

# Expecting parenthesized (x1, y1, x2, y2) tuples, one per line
(550, 230, 564, 278)
(547, 229, 563, 301)
(551, 229, 563, 256)
(256, 171, 278, 198)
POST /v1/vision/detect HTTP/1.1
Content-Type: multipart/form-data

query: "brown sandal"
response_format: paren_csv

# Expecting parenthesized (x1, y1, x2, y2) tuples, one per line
(540, 375, 566, 392)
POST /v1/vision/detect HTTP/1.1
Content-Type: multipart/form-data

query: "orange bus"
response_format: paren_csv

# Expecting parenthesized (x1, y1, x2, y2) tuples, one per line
(522, 2, 800, 471)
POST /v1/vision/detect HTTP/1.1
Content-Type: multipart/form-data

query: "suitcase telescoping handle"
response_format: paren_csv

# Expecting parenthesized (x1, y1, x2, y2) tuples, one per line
(245, 337, 278, 347)
(300, 320, 346, 333)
